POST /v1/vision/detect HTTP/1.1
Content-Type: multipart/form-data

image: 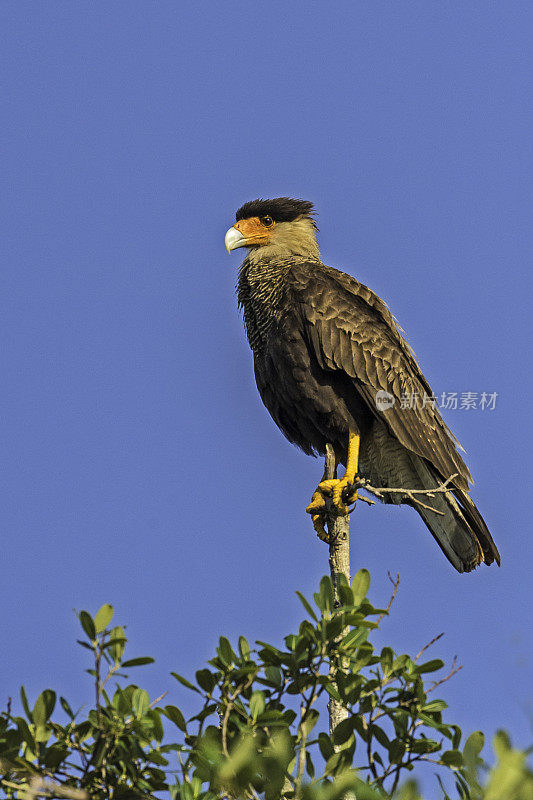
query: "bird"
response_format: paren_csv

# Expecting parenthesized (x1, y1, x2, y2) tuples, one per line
(224, 197, 500, 573)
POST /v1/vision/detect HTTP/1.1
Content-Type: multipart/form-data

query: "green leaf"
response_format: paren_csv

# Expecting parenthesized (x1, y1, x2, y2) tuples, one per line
(75, 720, 92, 742)
(171, 671, 202, 694)
(60, 696, 75, 720)
(264, 665, 282, 687)
(324, 683, 341, 701)
(493, 729, 511, 757)
(283, 634, 297, 651)
(414, 658, 444, 674)
(371, 724, 390, 749)
(109, 626, 126, 662)
(16, 718, 36, 750)
(392, 654, 410, 672)
(195, 668, 216, 693)
(380, 646, 394, 672)
(43, 743, 69, 769)
(132, 688, 150, 718)
(121, 656, 155, 668)
(423, 699, 448, 713)
(94, 603, 114, 633)
(20, 686, 32, 722)
(318, 732, 335, 761)
(353, 641, 374, 669)
(147, 746, 168, 765)
(332, 716, 355, 745)
(389, 739, 406, 763)
(464, 729, 485, 758)
(342, 628, 368, 650)
(181, 782, 194, 800)
(218, 636, 235, 665)
(324, 750, 342, 775)
(250, 691, 265, 721)
(283, 709, 297, 726)
(319, 575, 334, 612)
(435, 775, 453, 800)
(325, 615, 346, 641)
(148, 709, 164, 743)
(256, 709, 286, 726)
(79, 610, 96, 640)
(485, 747, 528, 799)
(338, 581, 354, 607)
(410, 738, 440, 754)
(441, 749, 463, 768)
(352, 569, 371, 604)
(162, 705, 187, 731)
(113, 687, 131, 715)
(238, 635, 250, 658)
(296, 590, 318, 621)
(33, 690, 56, 726)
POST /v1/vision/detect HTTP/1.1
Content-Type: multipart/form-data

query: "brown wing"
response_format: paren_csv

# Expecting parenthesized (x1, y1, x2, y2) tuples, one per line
(290, 262, 472, 491)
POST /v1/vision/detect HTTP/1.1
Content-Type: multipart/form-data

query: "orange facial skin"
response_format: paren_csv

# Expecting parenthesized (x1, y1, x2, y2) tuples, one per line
(233, 216, 275, 246)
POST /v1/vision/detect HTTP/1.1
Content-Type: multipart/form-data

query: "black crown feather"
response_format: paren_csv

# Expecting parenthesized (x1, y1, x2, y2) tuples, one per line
(235, 197, 316, 224)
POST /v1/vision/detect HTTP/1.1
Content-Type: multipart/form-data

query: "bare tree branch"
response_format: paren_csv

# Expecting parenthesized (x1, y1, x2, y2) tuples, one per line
(427, 656, 463, 693)
(415, 632, 445, 663)
(347, 473, 460, 516)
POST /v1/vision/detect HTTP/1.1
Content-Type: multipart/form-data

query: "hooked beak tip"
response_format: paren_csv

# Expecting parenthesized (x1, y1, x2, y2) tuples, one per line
(225, 226, 247, 253)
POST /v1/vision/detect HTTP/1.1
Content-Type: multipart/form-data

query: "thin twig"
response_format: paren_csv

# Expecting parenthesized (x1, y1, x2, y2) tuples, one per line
(415, 632, 445, 663)
(99, 662, 121, 694)
(427, 657, 463, 693)
(349, 473, 460, 516)
(377, 572, 400, 624)
(149, 691, 168, 709)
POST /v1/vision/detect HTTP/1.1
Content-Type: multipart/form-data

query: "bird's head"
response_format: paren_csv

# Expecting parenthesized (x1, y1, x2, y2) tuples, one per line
(225, 197, 320, 261)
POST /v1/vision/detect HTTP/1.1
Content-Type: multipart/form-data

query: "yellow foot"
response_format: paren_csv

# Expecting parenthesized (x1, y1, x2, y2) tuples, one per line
(307, 477, 359, 542)
(306, 476, 358, 518)
(307, 431, 361, 541)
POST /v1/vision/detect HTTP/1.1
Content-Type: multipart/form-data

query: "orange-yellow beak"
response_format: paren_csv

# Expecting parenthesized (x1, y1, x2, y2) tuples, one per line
(224, 217, 272, 253)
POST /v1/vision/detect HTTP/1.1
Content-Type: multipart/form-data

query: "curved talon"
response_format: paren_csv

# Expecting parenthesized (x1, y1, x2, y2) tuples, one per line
(311, 513, 330, 542)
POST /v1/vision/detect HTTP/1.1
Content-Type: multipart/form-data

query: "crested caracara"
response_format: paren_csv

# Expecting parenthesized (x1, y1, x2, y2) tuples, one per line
(225, 197, 500, 573)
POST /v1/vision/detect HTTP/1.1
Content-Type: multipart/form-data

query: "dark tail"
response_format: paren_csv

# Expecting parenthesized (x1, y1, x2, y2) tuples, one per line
(406, 457, 500, 573)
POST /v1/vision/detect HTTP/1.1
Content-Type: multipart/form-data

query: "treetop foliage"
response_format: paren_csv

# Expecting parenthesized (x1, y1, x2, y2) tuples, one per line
(0, 571, 531, 799)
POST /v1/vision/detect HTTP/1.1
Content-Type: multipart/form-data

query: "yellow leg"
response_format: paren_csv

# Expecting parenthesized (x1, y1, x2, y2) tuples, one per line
(306, 432, 360, 534)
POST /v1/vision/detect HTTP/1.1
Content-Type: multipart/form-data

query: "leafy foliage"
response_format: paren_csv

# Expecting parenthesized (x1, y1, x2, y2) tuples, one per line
(0, 573, 531, 799)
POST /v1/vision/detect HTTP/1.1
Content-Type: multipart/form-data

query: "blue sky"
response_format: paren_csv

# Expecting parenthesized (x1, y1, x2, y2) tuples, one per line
(1, 2, 531, 794)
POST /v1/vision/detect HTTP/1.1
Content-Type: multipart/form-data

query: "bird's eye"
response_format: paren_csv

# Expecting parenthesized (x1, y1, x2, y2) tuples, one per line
(261, 216, 274, 227)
